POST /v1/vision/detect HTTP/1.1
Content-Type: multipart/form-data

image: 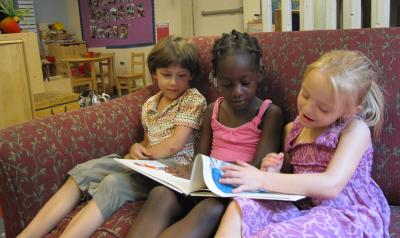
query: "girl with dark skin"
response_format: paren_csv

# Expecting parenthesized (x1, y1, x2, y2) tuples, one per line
(127, 30, 283, 238)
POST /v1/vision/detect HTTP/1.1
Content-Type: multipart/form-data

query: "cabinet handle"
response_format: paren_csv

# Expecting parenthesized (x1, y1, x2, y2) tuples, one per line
(64, 106, 67, 112)
(51, 109, 54, 115)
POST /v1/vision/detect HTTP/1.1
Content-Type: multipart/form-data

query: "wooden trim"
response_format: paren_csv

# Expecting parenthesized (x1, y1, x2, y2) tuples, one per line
(281, 0, 293, 31)
(343, 0, 361, 29)
(300, 0, 314, 30)
(371, 0, 390, 28)
(261, 0, 273, 32)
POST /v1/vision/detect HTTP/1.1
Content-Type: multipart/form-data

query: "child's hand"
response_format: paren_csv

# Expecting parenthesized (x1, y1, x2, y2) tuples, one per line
(260, 152, 284, 173)
(219, 161, 264, 193)
(127, 143, 153, 160)
(165, 163, 192, 179)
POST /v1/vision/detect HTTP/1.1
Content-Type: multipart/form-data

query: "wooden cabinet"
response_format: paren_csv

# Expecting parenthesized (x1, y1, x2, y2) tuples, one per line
(0, 32, 45, 129)
(33, 92, 80, 118)
(47, 42, 87, 59)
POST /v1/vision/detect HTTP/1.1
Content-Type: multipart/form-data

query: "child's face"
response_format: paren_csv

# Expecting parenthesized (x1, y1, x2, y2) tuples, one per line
(216, 52, 259, 110)
(153, 65, 192, 102)
(297, 69, 344, 129)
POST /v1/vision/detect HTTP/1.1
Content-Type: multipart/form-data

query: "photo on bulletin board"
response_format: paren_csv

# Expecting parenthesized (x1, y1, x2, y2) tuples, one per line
(79, 0, 155, 48)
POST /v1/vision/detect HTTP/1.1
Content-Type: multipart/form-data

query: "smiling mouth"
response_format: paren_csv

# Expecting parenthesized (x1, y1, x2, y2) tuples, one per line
(303, 114, 314, 121)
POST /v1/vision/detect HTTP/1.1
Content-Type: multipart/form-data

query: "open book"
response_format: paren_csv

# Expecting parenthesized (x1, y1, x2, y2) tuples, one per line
(115, 154, 306, 201)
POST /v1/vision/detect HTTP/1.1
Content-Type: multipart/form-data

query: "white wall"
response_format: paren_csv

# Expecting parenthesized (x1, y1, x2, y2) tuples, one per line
(34, 0, 69, 31)
(66, 0, 82, 41)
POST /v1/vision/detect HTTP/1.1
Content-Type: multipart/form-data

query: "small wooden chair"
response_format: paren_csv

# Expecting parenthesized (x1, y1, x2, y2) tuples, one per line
(116, 52, 146, 96)
(96, 52, 115, 93)
(57, 59, 92, 92)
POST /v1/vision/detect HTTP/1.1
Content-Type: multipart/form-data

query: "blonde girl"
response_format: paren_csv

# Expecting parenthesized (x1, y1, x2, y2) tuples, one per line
(216, 50, 390, 238)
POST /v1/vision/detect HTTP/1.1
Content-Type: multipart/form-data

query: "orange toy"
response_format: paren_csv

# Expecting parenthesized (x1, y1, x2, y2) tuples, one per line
(0, 0, 28, 33)
(0, 16, 21, 33)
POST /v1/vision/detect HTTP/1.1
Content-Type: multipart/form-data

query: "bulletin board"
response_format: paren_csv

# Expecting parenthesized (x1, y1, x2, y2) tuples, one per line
(79, 0, 155, 48)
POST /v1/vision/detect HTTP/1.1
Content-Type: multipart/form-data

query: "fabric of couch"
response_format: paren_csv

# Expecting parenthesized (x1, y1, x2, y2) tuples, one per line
(1, 27, 399, 237)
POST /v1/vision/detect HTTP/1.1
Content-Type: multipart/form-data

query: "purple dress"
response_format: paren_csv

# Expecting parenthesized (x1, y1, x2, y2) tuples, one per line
(235, 118, 390, 238)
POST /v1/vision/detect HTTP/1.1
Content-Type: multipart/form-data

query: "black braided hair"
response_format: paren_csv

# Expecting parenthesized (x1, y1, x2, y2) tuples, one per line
(211, 30, 263, 79)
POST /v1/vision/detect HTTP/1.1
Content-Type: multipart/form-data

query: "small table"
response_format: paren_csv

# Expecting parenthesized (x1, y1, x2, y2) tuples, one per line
(60, 53, 115, 92)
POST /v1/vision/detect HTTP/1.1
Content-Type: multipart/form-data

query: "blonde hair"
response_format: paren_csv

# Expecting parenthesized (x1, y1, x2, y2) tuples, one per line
(303, 50, 384, 139)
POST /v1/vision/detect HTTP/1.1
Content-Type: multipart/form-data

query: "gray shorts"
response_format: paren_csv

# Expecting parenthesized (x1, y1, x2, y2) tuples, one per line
(68, 154, 159, 219)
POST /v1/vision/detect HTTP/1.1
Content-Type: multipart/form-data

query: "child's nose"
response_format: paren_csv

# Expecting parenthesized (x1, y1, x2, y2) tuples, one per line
(304, 102, 315, 114)
(169, 77, 177, 86)
(232, 84, 243, 96)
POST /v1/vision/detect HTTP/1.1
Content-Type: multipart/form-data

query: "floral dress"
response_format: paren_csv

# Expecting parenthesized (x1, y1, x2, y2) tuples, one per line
(235, 117, 390, 238)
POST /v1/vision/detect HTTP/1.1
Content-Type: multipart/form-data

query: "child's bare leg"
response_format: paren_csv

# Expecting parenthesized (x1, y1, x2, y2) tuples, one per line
(127, 186, 185, 238)
(59, 200, 104, 238)
(61, 172, 144, 237)
(17, 177, 82, 238)
(215, 201, 242, 238)
(159, 198, 226, 238)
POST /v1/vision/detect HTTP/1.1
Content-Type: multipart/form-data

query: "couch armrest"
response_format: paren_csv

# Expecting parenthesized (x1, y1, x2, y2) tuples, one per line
(0, 87, 153, 237)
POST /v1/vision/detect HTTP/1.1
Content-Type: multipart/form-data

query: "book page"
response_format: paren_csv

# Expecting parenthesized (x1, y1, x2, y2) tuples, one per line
(188, 155, 214, 196)
(114, 159, 192, 195)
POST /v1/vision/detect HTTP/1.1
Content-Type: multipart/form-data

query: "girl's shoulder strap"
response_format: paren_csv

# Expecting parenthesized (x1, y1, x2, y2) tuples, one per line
(316, 117, 357, 148)
(252, 99, 272, 125)
(256, 99, 272, 119)
(211, 97, 224, 120)
(284, 117, 303, 151)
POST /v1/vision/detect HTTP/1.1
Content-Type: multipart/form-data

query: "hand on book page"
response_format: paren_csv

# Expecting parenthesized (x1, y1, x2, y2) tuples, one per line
(210, 161, 236, 193)
(219, 160, 267, 193)
(206, 157, 260, 194)
(165, 163, 193, 179)
(199, 155, 306, 201)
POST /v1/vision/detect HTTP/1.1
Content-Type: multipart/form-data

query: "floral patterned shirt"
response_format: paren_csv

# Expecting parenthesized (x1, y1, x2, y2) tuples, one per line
(141, 88, 207, 165)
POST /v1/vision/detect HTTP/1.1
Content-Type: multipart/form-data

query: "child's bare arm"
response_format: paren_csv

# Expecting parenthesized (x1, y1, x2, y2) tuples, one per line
(146, 126, 194, 160)
(251, 104, 283, 168)
(164, 105, 213, 178)
(280, 122, 293, 173)
(196, 104, 213, 155)
(222, 120, 371, 198)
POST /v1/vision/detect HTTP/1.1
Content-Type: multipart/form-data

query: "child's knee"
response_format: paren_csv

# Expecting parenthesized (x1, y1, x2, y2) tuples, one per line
(148, 186, 177, 204)
(225, 200, 241, 215)
(199, 198, 226, 219)
(97, 173, 136, 201)
(101, 173, 129, 189)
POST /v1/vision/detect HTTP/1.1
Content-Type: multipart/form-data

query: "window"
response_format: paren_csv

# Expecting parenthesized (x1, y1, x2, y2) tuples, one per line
(17, 0, 37, 32)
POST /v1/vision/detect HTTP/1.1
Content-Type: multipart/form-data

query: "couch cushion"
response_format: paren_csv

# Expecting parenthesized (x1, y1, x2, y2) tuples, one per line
(44, 201, 144, 238)
(0, 88, 153, 237)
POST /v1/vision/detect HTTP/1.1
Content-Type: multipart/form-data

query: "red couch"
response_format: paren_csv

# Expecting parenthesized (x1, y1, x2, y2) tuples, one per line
(1, 28, 399, 237)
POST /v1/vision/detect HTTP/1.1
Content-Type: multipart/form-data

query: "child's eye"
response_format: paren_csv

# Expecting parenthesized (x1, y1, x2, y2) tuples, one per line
(178, 74, 189, 79)
(241, 81, 250, 86)
(301, 91, 310, 99)
(161, 73, 171, 77)
(319, 107, 330, 113)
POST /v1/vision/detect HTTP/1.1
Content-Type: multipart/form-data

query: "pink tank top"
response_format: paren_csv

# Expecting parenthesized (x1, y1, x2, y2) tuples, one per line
(210, 97, 271, 162)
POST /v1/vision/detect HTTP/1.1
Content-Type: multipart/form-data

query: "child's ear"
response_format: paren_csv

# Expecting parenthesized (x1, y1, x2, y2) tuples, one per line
(343, 105, 363, 119)
(258, 65, 265, 82)
(355, 105, 363, 114)
(151, 73, 157, 83)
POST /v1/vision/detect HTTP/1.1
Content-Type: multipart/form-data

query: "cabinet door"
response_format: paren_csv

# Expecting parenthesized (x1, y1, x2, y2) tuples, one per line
(0, 40, 33, 129)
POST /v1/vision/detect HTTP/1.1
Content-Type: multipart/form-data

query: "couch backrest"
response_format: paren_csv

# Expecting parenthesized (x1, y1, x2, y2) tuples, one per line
(191, 28, 400, 205)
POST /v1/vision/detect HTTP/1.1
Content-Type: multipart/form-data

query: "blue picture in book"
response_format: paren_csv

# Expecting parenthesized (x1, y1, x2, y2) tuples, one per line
(209, 159, 236, 193)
